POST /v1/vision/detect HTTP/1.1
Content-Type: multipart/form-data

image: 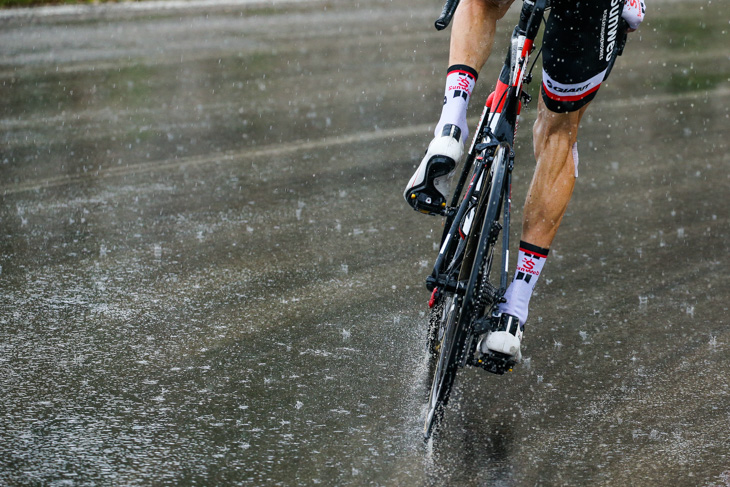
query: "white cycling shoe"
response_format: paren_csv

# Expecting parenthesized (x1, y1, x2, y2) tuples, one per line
(404, 124, 464, 215)
(479, 312, 523, 363)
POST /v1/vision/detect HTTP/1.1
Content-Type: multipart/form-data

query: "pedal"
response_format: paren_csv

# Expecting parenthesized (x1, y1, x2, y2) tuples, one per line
(474, 351, 516, 375)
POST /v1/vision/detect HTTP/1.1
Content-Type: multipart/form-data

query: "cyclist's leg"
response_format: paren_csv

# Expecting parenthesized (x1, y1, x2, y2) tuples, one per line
(523, 0, 630, 245)
(488, 0, 623, 358)
(437, 0, 515, 140)
(404, 0, 515, 213)
(485, 100, 586, 359)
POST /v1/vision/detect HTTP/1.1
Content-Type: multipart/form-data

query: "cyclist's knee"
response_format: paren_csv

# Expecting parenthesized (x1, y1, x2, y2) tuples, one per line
(533, 99, 583, 151)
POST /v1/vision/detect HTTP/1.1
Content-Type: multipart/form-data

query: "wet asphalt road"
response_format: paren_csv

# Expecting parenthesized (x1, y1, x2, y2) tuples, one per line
(1, 0, 729, 485)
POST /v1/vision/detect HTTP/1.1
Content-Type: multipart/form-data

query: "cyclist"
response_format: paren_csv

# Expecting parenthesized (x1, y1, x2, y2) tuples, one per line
(405, 0, 645, 362)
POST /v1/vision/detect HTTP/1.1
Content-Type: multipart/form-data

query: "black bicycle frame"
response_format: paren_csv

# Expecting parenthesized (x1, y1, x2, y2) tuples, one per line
(429, 0, 546, 295)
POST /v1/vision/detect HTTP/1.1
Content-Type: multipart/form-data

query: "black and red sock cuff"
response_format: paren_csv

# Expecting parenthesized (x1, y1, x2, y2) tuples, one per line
(519, 240, 550, 259)
(447, 64, 478, 81)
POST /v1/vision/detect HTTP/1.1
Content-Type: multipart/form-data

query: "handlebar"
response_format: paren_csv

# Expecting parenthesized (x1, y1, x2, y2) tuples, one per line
(434, 0, 460, 31)
(435, 0, 545, 33)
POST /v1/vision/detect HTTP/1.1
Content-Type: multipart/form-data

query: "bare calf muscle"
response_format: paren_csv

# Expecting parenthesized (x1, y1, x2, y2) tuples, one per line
(448, 0, 515, 71)
(522, 99, 588, 249)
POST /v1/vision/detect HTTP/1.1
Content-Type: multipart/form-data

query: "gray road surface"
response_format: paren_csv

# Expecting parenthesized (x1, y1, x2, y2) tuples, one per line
(1, 0, 729, 485)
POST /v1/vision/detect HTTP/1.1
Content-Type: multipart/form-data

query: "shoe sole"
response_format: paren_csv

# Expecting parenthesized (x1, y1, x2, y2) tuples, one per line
(405, 155, 455, 215)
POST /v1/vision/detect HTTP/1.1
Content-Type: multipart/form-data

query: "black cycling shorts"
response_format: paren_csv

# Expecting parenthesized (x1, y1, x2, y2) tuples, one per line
(541, 0, 626, 113)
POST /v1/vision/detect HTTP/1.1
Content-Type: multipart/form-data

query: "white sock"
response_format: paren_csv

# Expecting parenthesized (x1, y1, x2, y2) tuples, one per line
(498, 241, 550, 326)
(434, 64, 478, 142)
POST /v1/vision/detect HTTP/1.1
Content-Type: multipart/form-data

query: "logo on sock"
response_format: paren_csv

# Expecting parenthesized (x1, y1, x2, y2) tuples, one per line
(516, 255, 541, 276)
(446, 71, 475, 98)
(457, 75, 471, 91)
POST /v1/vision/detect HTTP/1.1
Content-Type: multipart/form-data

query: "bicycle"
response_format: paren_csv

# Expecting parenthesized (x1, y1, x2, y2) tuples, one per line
(420, 0, 629, 440)
(418, 0, 547, 441)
